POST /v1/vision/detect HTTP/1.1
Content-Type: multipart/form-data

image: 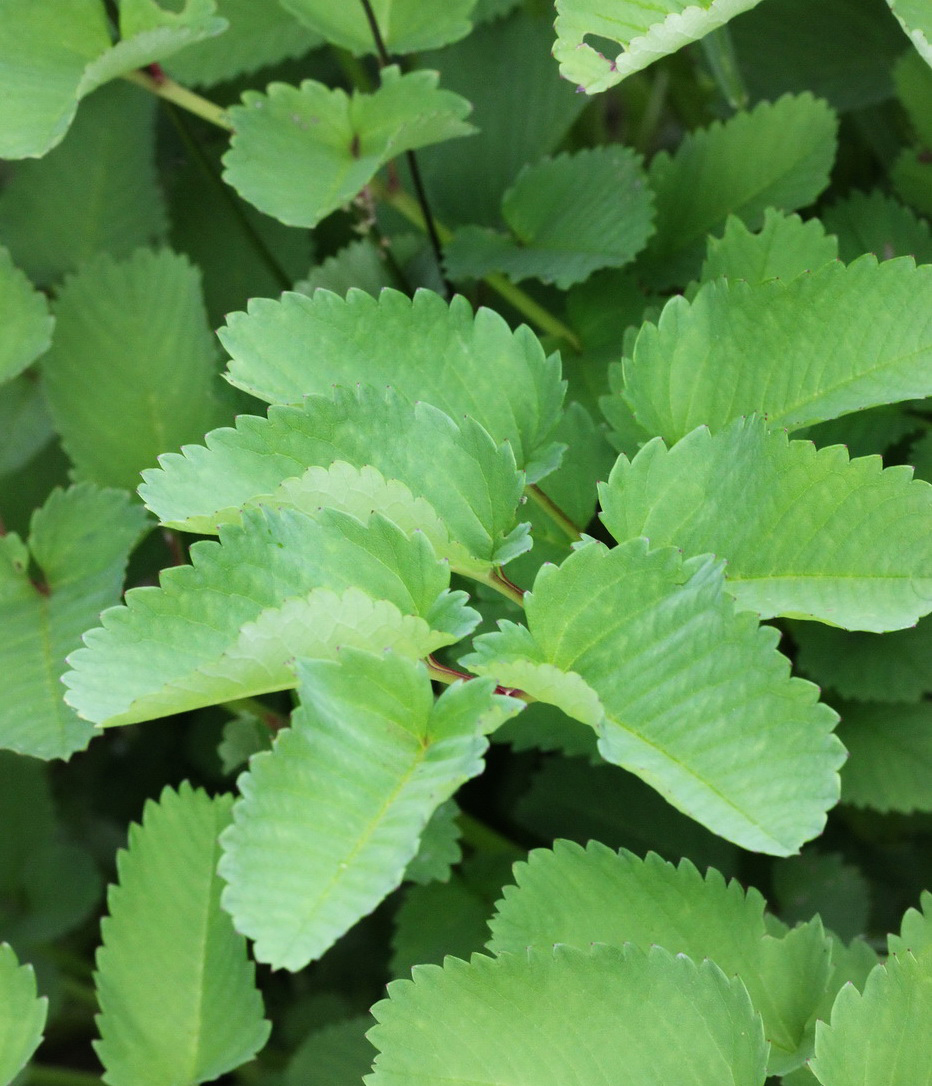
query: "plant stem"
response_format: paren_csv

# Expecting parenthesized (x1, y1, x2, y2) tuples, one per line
(123, 69, 232, 130)
(527, 484, 583, 541)
(222, 697, 289, 731)
(27, 1067, 101, 1086)
(426, 657, 533, 702)
(484, 567, 526, 607)
(456, 810, 523, 857)
(699, 26, 748, 111)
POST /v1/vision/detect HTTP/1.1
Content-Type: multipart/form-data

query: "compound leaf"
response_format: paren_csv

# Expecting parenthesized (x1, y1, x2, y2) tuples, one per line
(95, 783, 269, 1086)
(219, 288, 565, 482)
(887, 0, 932, 66)
(139, 384, 529, 576)
(702, 209, 838, 284)
(0, 246, 54, 385)
(0, 485, 148, 760)
(63, 508, 475, 727)
(219, 652, 518, 970)
(222, 68, 473, 229)
(837, 701, 932, 813)
(280, 0, 475, 55)
(40, 248, 223, 491)
(0, 943, 46, 1086)
(464, 539, 843, 855)
(639, 93, 837, 287)
(599, 417, 932, 631)
(444, 146, 655, 288)
(623, 256, 932, 441)
(367, 943, 768, 1086)
(552, 0, 767, 94)
(488, 841, 831, 1074)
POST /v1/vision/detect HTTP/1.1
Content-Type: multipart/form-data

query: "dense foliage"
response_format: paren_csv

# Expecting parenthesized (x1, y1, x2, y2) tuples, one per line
(2, 1, 932, 1083)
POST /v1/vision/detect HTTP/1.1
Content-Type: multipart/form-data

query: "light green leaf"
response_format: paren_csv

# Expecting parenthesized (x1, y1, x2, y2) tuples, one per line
(285, 1016, 376, 1086)
(889, 891, 932, 957)
(95, 783, 269, 1086)
(810, 946, 932, 1086)
(0, 943, 46, 1086)
(40, 248, 223, 491)
(702, 209, 839, 283)
(444, 147, 654, 288)
(403, 800, 463, 885)
(638, 93, 837, 287)
(599, 416, 932, 631)
(217, 713, 272, 777)
(0, 485, 148, 760)
(623, 256, 932, 441)
(464, 539, 843, 855)
(222, 67, 474, 229)
(0, 81, 168, 287)
(368, 943, 768, 1086)
(219, 652, 519, 970)
(489, 842, 831, 1074)
(63, 508, 475, 727)
(887, 0, 932, 66)
(219, 288, 565, 482)
(0, 246, 53, 385)
(280, 0, 475, 55)
(821, 189, 932, 265)
(139, 385, 529, 576)
(837, 701, 932, 813)
(294, 238, 398, 298)
(552, 0, 766, 93)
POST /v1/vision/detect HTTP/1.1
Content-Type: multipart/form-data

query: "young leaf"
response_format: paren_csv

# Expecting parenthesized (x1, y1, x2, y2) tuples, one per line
(821, 189, 932, 264)
(0, 943, 47, 1086)
(701, 210, 839, 284)
(0, 246, 53, 385)
(599, 417, 932, 631)
(887, 0, 932, 66)
(488, 842, 831, 1074)
(95, 783, 269, 1086)
(888, 891, 932, 957)
(837, 701, 932, 813)
(0, 485, 148, 760)
(622, 256, 932, 441)
(552, 0, 767, 94)
(64, 507, 476, 727)
(809, 946, 932, 1085)
(139, 384, 529, 576)
(444, 146, 655, 288)
(368, 944, 769, 1086)
(219, 288, 565, 481)
(221, 68, 474, 229)
(638, 94, 837, 287)
(279, 0, 475, 55)
(40, 248, 223, 491)
(218, 652, 519, 970)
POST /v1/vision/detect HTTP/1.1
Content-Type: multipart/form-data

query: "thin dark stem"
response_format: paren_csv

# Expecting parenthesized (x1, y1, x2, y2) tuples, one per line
(358, 0, 391, 65)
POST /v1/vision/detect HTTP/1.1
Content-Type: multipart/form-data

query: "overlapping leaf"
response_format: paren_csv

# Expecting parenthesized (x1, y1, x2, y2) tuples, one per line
(0, 246, 53, 385)
(702, 210, 838, 283)
(599, 417, 932, 631)
(488, 842, 831, 1074)
(821, 189, 932, 264)
(285, 1017, 376, 1086)
(837, 701, 932, 813)
(888, 891, 932, 957)
(444, 147, 655, 288)
(222, 68, 473, 229)
(95, 784, 269, 1086)
(887, 0, 932, 66)
(0, 485, 148, 760)
(279, 0, 475, 55)
(0, 377, 54, 478)
(0, 944, 46, 1086)
(219, 652, 519, 970)
(139, 384, 529, 577)
(552, 0, 766, 93)
(638, 93, 837, 286)
(464, 539, 843, 854)
(622, 256, 932, 441)
(63, 507, 476, 727)
(219, 288, 565, 481)
(367, 944, 768, 1086)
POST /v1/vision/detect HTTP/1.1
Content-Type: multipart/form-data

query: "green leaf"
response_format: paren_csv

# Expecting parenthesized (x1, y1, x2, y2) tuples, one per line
(217, 713, 272, 776)
(702, 210, 838, 283)
(222, 67, 474, 229)
(599, 416, 932, 631)
(294, 238, 398, 299)
(281, 0, 475, 55)
(0, 376, 54, 478)
(792, 617, 932, 702)
(139, 384, 529, 577)
(552, 0, 766, 94)
(368, 943, 768, 1086)
(0, 246, 53, 385)
(821, 189, 932, 265)
(488, 842, 831, 1074)
(285, 1016, 376, 1086)
(837, 701, 932, 812)
(64, 507, 476, 727)
(219, 288, 565, 482)
(889, 891, 932, 957)
(403, 800, 463, 885)
(5, 838, 101, 948)
(0, 82, 168, 287)
(390, 876, 492, 976)
(887, 0, 932, 66)
(464, 539, 843, 855)
(0, 752, 55, 899)
(95, 783, 269, 1086)
(892, 146, 932, 219)
(623, 257, 932, 441)
(0, 943, 46, 1086)
(0, 485, 148, 760)
(810, 945, 932, 1086)
(772, 851, 870, 944)
(40, 248, 223, 491)
(218, 652, 519, 969)
(894, 46, 932, 147)
(444, 147, 655, 288)
(800, 404, 924, 460)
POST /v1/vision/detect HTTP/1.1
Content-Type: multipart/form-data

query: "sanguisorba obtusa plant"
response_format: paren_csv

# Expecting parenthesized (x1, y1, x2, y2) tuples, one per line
(1, 0, 932, 1082)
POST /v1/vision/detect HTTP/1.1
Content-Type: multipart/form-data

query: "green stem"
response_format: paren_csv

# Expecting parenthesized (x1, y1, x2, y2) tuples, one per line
(527, 484, 583, 542)
(27, 1067, 101, 1086)
(482, 567, 526, 608)
(699, 26, 748, 111)
(60, 977, 99, 1012)
(634, 67, 670, 153)
(123, 69, 232, 130)
(456, 810, 523, 857)
(222, 697, 289, 731)
(426, 657, 533, 703)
